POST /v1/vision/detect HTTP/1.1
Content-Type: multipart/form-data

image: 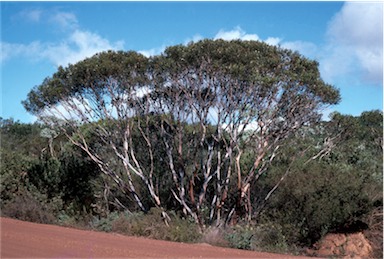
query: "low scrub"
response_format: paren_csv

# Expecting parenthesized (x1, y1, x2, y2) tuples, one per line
(1, 193, 56, 224)
(251, 223, 290, 253)
(90, 211, 120, 232)
(225, 225, 254, 250)
(201, 227, 229, 247)
(91, 208, 201, 243)
(205, 223, 291, 253)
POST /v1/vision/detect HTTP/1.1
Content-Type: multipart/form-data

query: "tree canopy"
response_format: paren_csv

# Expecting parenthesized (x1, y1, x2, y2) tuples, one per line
(23, 40, 339, 118)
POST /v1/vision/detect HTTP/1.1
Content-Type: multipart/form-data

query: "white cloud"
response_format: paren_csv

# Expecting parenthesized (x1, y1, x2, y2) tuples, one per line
(0, 41, 41, 62)
(1, 42, 18, 61)
(1, 28, 124, 67)
(264, 37, 281, 46)
(51, 11, 78, 29)
(184, 34, 204, 45)
(16, 9, 77, 29)
(212, 27, 319, 60)
(138, 46, 166, 57)
(2, 9, 126, 67)
(140, 34, 205, 57)
(281, 41, 319, 58)
(321, 2, 383, 85)
(327, 2, 382, 47)
(214, 26, 259, 41)
(43, 30, 124, 66)
(18, 9, 43, 22)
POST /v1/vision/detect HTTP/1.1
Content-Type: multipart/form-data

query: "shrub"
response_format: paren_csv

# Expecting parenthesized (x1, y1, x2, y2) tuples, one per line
(251, 223, 289, 253)
(57, 209, 94, 229)
(260, 161, 377, 246)
(110, 211, 139, 234)
(224, 223, 293, 253)
(93, 208, 202, 243)
(0, 149, 34, 205)
(2, 193, 56, 224)
(90, 211, 120, 232)
(166, 214, 202, 243)
(0, 141, 99, 227)
(225, 225, 254, 250)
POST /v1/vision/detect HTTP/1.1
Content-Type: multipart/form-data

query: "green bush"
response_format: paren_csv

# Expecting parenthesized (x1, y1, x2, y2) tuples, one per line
(167, 214, 202, 242)
(225, 225, 254, 250)
(111, 211, 146, 235)
(90, 211, 120, 232)
(0, 149, 34, 205)
(224, 223, 290, 253)
(252, 223, 289, 253)
(260, 160, 378, 246)
(57, 209, 94, 229)
(0, 126, 100, 225)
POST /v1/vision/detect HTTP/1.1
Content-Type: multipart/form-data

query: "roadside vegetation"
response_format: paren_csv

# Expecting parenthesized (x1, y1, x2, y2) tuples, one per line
(1, 111, 382, 256)
(1, 40, 382, 257)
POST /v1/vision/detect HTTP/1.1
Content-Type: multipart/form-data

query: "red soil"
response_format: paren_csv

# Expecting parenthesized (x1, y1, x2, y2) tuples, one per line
(1, 217, 312, 258)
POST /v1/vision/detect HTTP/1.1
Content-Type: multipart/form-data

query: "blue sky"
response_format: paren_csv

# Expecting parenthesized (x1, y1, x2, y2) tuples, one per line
(1, 1, 383, 123)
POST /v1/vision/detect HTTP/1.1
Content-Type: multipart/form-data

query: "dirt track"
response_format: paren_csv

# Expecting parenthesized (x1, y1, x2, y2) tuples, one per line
(1, 217, 312, 258)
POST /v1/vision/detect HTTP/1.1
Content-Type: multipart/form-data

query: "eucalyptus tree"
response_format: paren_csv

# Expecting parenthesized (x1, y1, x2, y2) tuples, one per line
(23, 40, 340, 226)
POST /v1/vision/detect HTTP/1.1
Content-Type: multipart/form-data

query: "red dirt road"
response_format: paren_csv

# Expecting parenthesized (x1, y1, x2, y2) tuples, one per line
(1, 217, 312, 258)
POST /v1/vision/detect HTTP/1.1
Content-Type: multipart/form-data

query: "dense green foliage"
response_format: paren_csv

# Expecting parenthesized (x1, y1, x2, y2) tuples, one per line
(255, 110, 383, 246)
(0, 118, 101, 222)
